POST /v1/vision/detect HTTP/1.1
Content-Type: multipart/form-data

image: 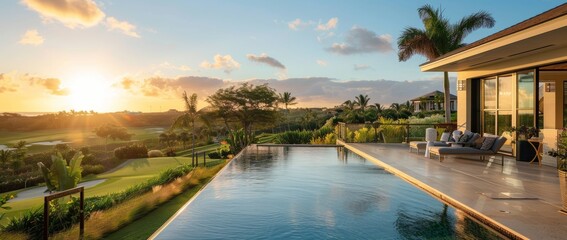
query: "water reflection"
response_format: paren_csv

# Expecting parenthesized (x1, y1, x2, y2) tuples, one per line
(155, 147, 505, 240)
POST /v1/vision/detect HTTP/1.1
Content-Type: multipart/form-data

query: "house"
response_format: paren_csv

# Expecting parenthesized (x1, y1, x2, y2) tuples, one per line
(409, 90, 457, 112)
(420, 3, 567, 167)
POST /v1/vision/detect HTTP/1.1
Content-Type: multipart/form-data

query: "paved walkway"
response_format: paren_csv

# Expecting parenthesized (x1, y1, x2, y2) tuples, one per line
(9, 179, 106, 202)
(342, 142, 567, 240)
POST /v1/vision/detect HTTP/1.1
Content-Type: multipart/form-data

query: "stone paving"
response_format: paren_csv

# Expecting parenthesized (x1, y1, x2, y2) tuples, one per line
(341, 142, 567, 240)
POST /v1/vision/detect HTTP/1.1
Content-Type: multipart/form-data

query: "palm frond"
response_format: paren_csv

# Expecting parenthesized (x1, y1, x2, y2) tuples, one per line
(397, 27, 438, 61)
(452, 11, 495, 45)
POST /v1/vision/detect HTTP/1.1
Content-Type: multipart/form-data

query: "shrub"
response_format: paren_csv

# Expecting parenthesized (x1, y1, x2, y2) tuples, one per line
(354, 127, 377, 143)
(147, 150, 164, 158)
(82, 164, 105, 175)
(275, 130, 312, 144)
(113, 144, 148, 160)
(207, 151, 221, 159)
(165, 148, 176, 157)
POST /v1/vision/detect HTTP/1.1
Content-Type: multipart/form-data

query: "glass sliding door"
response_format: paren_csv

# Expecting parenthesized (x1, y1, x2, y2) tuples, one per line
(482, 75, 514, 135)
(482, 77, 497, 134)
(517, 71, 535, 127)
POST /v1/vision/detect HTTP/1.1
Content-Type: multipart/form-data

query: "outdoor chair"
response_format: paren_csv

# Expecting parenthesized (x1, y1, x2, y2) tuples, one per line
(408, 130, 464, 154)
(428, 136, 508, 164)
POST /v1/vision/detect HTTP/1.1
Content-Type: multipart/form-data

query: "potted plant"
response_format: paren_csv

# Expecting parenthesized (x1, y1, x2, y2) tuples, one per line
(548, 129, 567, 212)
(509, 126, 539, 161)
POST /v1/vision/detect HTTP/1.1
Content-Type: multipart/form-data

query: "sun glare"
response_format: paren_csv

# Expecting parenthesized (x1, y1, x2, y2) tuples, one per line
(66, 73, 115, 112)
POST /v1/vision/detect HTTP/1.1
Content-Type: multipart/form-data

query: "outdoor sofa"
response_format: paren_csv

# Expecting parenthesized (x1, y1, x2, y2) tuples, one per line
(428, 136, 508, 164)
(409, 131, 480, 153)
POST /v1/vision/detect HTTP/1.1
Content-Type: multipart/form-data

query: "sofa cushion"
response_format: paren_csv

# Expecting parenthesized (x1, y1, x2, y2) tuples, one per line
(473, 137, 485, 149)
(440, 132, 450, 142)
(457, 134, 469, 143)
(480, 137, 497, 151)
(490, 137, 507, 153)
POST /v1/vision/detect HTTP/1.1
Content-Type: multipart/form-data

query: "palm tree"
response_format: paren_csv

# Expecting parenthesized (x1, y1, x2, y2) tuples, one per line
(279, 92, 297, 110)
(172, 91, 199, 164)
(398, 4, 494, 123)
(279, 92, 297, 130)
(354, 94, 370, 112)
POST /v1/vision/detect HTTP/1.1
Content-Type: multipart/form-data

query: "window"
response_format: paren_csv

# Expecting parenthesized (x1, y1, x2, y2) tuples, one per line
(517, 71, 535, 127)
(482, 75, 514, 135)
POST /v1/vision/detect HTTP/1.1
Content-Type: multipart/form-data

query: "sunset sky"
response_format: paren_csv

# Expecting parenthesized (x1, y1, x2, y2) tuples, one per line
(0, 0, 562, 113)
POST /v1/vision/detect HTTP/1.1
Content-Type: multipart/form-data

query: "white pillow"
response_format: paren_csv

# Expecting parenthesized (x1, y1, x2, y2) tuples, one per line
(452, 130, 462, 142)
(440, 132, 451, 142)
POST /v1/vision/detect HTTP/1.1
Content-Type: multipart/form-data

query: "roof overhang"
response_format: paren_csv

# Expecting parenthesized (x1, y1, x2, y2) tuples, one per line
(421, 14, 567, 72)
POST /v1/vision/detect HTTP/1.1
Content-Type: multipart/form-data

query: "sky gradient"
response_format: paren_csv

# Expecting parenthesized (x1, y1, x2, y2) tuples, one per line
(0, 0, 563, 112)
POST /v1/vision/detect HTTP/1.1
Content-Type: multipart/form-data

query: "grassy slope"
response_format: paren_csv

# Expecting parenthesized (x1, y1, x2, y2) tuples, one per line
(1, 152, 220, 224)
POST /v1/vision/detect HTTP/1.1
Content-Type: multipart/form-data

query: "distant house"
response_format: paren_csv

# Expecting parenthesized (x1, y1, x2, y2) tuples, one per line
(409, 90, 457, 113)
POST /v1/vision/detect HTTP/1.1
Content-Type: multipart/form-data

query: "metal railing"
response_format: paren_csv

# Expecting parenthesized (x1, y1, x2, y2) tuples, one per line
(337, 122, 457, 143)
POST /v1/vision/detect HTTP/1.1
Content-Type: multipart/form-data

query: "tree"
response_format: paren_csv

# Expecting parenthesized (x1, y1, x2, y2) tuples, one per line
(207, 83, 279, 146)
(279, 92, 298, 130)
(178, 131, 190, 149)
(279, 92, 297, 110)
(171, 91, 199, 161)
(93, 124, 132, 155)
(398, 4, 494, 123)
(355, 94, 370, 112)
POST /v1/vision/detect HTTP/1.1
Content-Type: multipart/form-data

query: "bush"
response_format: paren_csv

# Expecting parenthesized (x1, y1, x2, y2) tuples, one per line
(207, 152, 221, 159)
(165, 148, 176, 157)
(148, 150, 164, 158)
(113, 144, 148, 160)
(82, 164, 105, 175)
(275, 130, 313, 144)
(354, 127, 377, 143)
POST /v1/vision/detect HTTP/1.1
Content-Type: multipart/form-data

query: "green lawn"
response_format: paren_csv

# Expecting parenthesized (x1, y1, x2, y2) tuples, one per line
(0, 154, 219, 225)
(0, 127, 167, 154)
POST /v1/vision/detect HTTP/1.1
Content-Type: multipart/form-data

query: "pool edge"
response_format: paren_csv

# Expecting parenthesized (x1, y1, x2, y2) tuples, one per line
(148, 146, 249, 240)
(338, 140, 528, 240)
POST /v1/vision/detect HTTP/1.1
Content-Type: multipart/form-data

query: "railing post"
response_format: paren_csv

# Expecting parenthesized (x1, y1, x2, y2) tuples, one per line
(203, 151, 206, 166)
(406, 124, 411, 143)
(43, 197, 48, 240)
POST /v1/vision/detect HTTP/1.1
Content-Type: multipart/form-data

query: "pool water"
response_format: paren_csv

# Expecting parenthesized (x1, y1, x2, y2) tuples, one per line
(153, 147, 503, 239)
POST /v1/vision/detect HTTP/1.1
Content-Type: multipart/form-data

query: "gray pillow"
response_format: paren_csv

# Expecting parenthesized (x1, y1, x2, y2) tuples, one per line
(457, 134, 469, 143)
(480, 137, 497, 151)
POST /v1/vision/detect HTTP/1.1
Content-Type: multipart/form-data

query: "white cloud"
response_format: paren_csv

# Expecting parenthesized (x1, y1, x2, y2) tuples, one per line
(105, 17, 140, 38)
(316, 17, 338, 31)
(327, 27, 393, 55)
(246, 54, 285, 69)
(27, 75, 69, 96)
(316, 60, 327, 66)
(288, 18, 313, 30)
(354, 64, 372, 71)
(19, 29, 44, 46)
(200, 54, 240, 73)
(22, 0, 105, 28)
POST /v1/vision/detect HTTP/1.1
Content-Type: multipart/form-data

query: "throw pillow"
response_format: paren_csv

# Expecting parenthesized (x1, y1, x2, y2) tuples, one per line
(480, 137, 497, 151)
(457, 134, 469, 143)
(440, 132, 450, 142)
(473, 137, 485, 149)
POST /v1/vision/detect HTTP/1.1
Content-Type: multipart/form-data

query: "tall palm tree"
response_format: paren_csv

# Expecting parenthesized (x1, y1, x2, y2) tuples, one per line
(279, 92, 297, 130)
(279, 92, 297, 110)
(171, 91, 199, 164)
(398, 4, 495, 123)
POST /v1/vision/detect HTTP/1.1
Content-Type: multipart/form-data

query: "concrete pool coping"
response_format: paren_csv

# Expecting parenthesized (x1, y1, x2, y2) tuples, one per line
(341, 141, 567, 240)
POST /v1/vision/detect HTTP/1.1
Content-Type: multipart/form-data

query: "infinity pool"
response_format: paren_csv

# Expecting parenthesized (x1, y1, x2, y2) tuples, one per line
(153, 147, 503, 239)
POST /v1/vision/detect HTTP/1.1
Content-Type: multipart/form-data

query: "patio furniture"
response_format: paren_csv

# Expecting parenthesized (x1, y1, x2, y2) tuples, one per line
(424, 128, 437, 158)
(429, 136, 508, 164)
(409, 141, 450, 153)
(528, 138, 543, 166)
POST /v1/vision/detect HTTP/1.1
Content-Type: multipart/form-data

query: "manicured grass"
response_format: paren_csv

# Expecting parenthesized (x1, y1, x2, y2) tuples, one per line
(0, 127, 166, 154)
(0, 154, 221, 225)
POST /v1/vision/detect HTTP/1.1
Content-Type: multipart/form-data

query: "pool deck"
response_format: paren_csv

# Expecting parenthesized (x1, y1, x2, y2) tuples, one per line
(341, 141, 567, 240)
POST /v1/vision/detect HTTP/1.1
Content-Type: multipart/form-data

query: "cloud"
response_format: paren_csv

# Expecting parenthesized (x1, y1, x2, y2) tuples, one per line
(327, 27, 392, 55)
(22, 0, 105, 28)
(19, 29, 44, 46)
(288, 18, 313, 30)
(120, 77, 135, 90)
(354, 64, 372, 71)
(246, 54, 286, 69)
(0, 74, 19, 93)
(316, 17, 338, 31)
(105, 17, 140, 38)
(117, 76, 225, 98)
(158, 62, 191, 72)
(316, 60, 327, 66)
(200, 54, 240, 73)
(28, 76, 69, 96)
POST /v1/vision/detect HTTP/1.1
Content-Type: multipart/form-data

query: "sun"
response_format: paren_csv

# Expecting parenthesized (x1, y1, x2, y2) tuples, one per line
(65, 73, 116, 112)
